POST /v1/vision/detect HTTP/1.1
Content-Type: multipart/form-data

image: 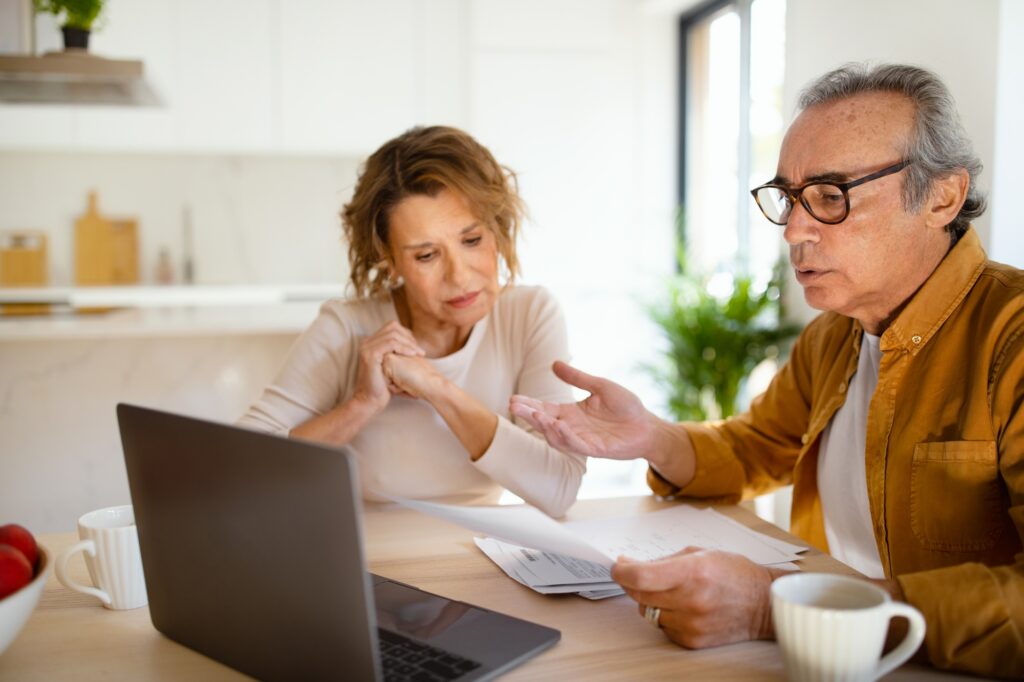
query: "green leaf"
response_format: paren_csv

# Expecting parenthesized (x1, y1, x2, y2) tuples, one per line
(33, 0, 105, 31)
(647, 243, 801, 422)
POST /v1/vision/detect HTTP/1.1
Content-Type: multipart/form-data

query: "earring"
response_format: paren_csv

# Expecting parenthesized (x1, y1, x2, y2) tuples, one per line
(386, 272, 405, 290)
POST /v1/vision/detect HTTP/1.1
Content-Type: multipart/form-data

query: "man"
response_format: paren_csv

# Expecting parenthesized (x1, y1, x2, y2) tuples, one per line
(510, 63, 1022, 678)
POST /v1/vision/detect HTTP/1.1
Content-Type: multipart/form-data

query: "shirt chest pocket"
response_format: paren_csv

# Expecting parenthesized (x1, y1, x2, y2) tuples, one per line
(910, 441, 1004, 552)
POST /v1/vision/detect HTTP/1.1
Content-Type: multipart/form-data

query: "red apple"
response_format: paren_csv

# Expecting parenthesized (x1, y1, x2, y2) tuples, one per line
(0, 524, 38, 568)
(0, 544, 33, 599)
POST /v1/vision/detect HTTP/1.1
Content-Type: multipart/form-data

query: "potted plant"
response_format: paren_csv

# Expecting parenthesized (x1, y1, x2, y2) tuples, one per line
(32, 0, 105, 51)
(648, 245, 801, 422)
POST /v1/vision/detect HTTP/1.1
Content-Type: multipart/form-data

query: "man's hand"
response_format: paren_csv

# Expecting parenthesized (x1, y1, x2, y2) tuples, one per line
(612, 547, 783, 649)
(509, 361, 662, 461)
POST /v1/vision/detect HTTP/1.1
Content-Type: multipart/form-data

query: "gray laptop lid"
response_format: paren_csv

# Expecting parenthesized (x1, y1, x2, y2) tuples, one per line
(118, 403, 380, 681)
(116, 403, 560, 682)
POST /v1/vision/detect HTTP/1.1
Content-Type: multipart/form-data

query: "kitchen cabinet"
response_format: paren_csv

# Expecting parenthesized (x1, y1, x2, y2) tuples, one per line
(0, 105, 74, 148)
(0, 0, 467, 156)
(173, 0, 275, 152)
(73, 0, 177, 151)
(0, 319, 301, 532)
(279, 0, 419, 155)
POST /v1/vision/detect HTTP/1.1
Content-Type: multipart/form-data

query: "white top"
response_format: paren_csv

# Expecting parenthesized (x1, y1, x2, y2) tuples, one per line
(238, 285, 586, 517)
(817, 331, 885, 578)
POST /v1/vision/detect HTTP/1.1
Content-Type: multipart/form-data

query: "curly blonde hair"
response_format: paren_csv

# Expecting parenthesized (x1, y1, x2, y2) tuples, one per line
(341, 126, 524, 297)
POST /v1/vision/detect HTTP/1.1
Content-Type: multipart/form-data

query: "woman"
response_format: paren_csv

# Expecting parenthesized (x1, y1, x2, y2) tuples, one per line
(239, 126, 584, 517)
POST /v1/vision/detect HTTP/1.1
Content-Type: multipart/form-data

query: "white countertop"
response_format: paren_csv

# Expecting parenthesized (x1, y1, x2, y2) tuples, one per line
(0, 284, 344, 307)
(0, 284, 340, 340)
(0, 302, 325, 341)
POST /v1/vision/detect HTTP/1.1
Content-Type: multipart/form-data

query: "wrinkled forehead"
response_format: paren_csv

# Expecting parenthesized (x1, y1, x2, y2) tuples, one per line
(776, 92, 915, 183)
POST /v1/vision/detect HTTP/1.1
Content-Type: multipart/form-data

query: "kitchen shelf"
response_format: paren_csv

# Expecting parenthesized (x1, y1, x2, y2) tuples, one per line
(0, 53, 160, 106)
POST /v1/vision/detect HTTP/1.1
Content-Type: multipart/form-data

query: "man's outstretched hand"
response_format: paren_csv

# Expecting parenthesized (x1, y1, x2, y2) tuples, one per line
(509, 361, 660, 461)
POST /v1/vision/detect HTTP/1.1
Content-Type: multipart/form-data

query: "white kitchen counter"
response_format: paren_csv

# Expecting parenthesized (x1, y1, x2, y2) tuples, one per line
(0, 284, 344, 340)
(2, 298, 314, 530)
(0, 303, 325, 340)
(0, 283, 343, 306)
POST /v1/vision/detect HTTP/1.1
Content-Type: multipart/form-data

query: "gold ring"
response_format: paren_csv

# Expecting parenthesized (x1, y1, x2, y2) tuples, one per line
(643, 605, 662, 628)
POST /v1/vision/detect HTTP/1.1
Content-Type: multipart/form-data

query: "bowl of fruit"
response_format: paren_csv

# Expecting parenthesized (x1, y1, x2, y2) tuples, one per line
(0, 524, 46, 656)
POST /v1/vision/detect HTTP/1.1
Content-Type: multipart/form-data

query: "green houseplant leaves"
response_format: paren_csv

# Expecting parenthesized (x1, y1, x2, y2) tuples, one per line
(33, 0, 105, 31)
(650, 247, 800, 422)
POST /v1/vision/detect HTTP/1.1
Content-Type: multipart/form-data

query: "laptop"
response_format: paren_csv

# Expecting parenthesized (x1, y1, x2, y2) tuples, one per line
(116, 403, 560, 681)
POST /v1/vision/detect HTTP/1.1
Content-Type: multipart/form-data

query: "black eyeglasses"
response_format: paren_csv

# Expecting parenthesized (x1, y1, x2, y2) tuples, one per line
(750, 160, 912, 225)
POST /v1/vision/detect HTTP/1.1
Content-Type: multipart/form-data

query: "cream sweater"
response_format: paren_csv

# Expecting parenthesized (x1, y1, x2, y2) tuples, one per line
(239, 285, 585, 517)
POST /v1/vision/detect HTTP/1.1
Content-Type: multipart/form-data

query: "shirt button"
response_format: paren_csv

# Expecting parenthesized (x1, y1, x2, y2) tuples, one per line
(912, 335, 922, 345)
(839, 381, 847, 393)
(801, 433, 810, 445)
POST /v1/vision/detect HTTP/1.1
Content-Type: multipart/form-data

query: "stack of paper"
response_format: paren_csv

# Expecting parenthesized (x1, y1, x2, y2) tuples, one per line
(392, 498, 806, 600)
(473, 537, 623, 600)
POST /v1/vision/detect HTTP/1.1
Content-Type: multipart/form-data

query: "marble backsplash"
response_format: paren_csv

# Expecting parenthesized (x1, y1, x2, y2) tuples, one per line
(0, 151, 360, 288)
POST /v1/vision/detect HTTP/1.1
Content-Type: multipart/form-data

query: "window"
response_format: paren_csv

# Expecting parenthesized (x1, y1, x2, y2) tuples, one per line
(680, 0, 787, 282)
(677, 0, 793, 526)
(497, 0, 791, 507)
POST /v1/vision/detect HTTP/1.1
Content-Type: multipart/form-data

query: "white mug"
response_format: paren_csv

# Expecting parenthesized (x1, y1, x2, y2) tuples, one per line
(55, 505, 148, 610)
(771, 573, 925, 682)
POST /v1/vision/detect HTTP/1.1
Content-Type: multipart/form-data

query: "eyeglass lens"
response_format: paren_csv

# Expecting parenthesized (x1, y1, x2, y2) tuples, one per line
(755, 184, 848, 224)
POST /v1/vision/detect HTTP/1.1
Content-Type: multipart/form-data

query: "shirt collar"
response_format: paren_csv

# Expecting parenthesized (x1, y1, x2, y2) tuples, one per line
(880, 226, 987, 354)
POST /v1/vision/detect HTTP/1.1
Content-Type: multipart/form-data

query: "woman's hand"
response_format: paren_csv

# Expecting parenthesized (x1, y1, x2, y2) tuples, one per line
(382, 353, 446, 401)
(351, 321, 425, 413)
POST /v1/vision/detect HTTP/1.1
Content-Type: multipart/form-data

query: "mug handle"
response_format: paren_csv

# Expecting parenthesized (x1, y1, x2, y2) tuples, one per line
(875, 602, 926, 678)
(55, 539, 112, 606)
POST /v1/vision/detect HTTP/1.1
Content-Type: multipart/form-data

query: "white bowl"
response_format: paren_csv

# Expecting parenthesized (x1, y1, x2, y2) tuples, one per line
(0, 545, 49, 656)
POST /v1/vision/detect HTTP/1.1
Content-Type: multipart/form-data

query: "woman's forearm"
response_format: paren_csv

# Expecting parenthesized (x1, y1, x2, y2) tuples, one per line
(289, 395, 380, 445)
(422, 378, 498, 460)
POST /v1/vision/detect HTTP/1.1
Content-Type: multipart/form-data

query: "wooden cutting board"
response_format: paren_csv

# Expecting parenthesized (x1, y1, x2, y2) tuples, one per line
(75, 191, 139, 285)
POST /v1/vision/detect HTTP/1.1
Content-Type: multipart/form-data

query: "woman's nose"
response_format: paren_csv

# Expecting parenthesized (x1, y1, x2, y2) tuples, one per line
(446, 254, 470, 287)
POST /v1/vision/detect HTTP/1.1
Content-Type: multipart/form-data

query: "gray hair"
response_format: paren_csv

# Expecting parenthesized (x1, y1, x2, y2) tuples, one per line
(798, 63, 985, 242)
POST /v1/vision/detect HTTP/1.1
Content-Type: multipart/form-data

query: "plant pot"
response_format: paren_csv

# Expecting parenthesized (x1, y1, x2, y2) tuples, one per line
(61, 27, 90, 51)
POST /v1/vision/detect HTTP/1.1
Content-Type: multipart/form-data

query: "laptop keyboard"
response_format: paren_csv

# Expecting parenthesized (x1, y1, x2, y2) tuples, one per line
(378, 628, 483, 681)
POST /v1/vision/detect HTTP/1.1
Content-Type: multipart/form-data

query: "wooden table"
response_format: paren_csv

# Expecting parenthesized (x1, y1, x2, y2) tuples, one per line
(0, 496, 971, 681)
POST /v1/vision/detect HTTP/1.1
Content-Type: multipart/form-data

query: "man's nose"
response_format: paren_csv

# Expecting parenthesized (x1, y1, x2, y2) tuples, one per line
(782, 200, 822, 246)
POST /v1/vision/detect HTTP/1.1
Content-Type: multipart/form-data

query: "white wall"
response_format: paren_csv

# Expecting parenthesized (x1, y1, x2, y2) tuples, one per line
(990, 0, 1024, 267)
(466, 0, 679, 497)
(781, 0, 1006, 322)
(468, 1, 678, 401)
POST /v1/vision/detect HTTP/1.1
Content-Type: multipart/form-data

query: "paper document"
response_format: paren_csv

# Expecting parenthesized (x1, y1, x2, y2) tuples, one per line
(392, 497, 613, 567)
(392, 498, 806, 599)
(473, 537, 624, 599)
(567, 505, 805, 566)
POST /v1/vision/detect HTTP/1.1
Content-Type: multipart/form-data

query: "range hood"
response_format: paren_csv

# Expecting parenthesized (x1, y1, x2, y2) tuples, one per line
(0, 52, 160, 106)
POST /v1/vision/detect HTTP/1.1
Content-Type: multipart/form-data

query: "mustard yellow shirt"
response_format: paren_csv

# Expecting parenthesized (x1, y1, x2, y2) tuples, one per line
(649, 228, 1024, 678)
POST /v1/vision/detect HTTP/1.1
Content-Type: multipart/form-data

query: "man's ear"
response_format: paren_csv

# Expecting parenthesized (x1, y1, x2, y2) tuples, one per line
(923, 168, 969, 230)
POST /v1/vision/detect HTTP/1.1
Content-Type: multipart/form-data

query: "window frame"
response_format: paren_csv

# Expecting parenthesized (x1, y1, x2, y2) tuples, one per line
(678, 0, 755, 269)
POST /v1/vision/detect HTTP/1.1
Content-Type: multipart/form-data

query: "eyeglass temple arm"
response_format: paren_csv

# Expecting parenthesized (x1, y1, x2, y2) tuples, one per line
(843, 159, 911, 190)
